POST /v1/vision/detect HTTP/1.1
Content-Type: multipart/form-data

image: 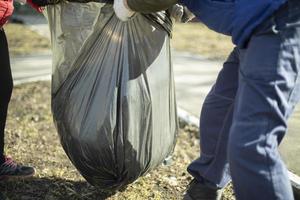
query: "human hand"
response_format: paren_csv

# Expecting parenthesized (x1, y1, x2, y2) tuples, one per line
(26, 0, 44, 12)
(168, 4, 184, 22)
(27, 0, 60, 12)
(168, 4, 195, 23)
(113, 0, 135, 22)
(181, 6, 195, 23)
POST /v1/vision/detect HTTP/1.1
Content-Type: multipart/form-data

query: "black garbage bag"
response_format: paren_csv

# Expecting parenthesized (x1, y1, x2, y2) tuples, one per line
(45, 3, 178, 190)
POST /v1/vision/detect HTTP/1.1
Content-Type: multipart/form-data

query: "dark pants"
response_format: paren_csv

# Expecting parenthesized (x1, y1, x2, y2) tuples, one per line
(0, 28, 13, 164)
(188, 2, 300, 200)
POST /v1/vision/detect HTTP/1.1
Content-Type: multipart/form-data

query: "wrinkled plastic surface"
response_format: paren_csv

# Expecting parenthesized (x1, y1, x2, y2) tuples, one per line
(45, 3, 178, 189)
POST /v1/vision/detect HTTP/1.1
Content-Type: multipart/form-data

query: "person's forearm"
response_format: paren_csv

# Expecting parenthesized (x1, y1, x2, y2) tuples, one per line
(127, 0, 178, 13)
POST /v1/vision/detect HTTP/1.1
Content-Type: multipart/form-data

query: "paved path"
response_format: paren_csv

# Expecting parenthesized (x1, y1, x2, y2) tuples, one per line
(11, 52, 221, 118)
(173, 52, 221, 117)
(11, 54, 52, 85)
(11, 51, 221, 119)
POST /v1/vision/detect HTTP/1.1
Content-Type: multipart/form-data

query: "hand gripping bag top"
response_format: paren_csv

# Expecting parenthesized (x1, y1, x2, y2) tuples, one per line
(45, 2, 178, 190)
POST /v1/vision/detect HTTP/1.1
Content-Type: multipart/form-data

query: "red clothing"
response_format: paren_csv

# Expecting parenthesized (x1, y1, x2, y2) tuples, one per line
(27, 0, 44, 13)
(0, 0, 14, 27)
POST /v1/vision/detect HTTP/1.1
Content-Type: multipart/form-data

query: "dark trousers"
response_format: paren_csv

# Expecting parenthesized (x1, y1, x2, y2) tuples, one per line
(0, 28, 13, 164)
(188, 2, 300, 199)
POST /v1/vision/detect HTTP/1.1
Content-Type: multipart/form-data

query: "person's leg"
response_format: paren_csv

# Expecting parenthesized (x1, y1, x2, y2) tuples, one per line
(0, 29, 35, 179)
(185, 48, 240, 200)
(228, 3, 300, 199)
(0, 28, 13, 165)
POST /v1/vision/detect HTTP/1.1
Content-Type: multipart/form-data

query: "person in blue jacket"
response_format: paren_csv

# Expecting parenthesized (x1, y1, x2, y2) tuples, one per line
(114, 0, 300, 200)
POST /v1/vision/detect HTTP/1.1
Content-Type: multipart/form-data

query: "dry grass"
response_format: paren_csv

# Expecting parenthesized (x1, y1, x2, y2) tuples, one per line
(4, 23, 51, 56)
(0, 82, 235, 200)
(172, 22, 234, 60)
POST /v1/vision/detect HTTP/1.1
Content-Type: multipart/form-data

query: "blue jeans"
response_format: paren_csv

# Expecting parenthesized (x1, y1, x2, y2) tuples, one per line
(188, 2, 300, 200)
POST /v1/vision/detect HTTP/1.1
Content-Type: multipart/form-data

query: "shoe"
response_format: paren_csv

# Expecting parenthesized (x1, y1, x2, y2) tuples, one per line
(0, 156, 35, 180)
(183, 179, 223, 200)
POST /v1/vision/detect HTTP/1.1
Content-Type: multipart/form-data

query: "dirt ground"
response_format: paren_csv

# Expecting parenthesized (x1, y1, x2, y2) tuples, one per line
(0, 82, 236, 200)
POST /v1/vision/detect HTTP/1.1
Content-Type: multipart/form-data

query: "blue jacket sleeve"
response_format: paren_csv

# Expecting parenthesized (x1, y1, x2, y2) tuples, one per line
(181, 0, 235, 36)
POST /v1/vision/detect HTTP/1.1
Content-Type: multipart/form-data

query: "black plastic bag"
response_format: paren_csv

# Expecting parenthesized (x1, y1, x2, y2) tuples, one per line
(46, 3, 178, 190)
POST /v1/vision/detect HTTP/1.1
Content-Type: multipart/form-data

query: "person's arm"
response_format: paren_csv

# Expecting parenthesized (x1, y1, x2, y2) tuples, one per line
(113, 0, 182, 21)
(127, 0, 178, 13)
(26, 0, 60, 12)
(114, 0, 194, 22)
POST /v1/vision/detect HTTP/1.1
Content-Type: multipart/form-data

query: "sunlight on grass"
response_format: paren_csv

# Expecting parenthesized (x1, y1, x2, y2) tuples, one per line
(172, 22, 234, 60)
(4, 23, 51, 56)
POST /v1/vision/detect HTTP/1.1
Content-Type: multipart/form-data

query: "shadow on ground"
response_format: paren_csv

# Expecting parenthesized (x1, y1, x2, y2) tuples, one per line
(0, 177, 116, 200)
